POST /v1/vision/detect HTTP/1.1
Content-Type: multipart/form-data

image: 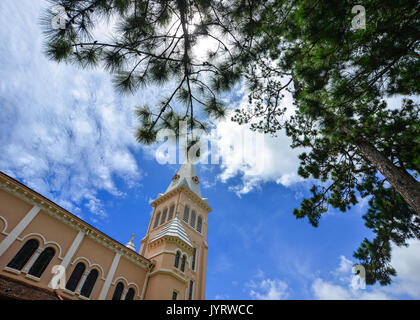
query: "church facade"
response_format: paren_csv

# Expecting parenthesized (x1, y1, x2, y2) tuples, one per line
(0, 162, 211, 300)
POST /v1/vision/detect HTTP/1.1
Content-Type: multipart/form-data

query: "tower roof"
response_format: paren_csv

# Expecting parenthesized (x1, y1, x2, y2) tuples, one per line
(165, 161, 201, 198)
(151, 216, 192, 247)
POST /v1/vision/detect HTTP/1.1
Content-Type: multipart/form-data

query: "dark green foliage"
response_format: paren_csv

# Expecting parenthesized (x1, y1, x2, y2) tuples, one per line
(45, 38, 73, 61)
(354, 186, 420, 285)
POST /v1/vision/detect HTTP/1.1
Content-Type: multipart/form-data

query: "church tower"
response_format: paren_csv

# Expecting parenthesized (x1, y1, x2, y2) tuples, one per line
(139, 162, 211, 300)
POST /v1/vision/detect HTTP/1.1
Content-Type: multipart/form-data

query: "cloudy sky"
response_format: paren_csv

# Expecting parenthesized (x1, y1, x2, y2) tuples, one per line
(1, 0, 419, 300)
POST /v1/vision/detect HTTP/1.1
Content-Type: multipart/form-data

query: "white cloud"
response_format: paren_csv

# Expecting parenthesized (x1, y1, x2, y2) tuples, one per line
(248, 278, 289, 300)
(386, 240, 420, 297)
(0, 0, 142, 221)
(245, 269, 290, 300)
(206, 74, 306, 196)
(311, 241, 420, 300)
(213, 116, 304, 196)
(336, 255, 353, 274)
(312, 279, 353, 300)
(312, 278, 392, 300)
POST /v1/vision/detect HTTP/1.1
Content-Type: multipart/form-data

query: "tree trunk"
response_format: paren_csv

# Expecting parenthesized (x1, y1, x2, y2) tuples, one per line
(351, 133, 420, 214)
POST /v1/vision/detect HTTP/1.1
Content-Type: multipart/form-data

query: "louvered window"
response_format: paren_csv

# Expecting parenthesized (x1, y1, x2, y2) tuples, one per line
(183, 206, 190, 223)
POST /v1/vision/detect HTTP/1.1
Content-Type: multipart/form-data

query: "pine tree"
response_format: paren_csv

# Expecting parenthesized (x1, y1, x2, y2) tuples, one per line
(42, 0, 255, 145)
(231, 0, 420, 285)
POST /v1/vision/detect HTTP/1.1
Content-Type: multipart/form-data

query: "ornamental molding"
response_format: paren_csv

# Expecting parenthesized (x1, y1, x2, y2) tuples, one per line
(148, 249, 191, 261)
(111, 276, 141, 298)
(148, 235, 193, 255)
(149, 268, 188, 284)
(0, 215, 8, 234)
(150, 184, 211, 212)
(17, 232, 65, 260)
(70, 256, 107, 281)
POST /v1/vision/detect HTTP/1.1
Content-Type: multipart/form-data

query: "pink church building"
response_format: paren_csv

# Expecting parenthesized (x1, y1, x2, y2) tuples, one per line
(0, 162, 211, 300)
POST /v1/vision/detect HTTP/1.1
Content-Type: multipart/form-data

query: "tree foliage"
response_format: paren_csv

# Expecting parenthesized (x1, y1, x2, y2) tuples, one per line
(42, 0, 255, 144)
(231, 0, 420, 285)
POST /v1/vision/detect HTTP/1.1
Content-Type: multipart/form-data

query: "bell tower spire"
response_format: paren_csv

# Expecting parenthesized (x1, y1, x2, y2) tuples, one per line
(166, 160, 202, 198)
(139, 162, 211, 300)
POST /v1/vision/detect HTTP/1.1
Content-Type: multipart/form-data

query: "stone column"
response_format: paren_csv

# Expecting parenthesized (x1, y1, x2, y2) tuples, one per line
(0, 205, 41, 256)
(22, 246, 43, 274)
(98, 252, 121, 300)
(75, 269, 90, 295)
(121, 288, 128, 300)
(61, 230, 85, 269)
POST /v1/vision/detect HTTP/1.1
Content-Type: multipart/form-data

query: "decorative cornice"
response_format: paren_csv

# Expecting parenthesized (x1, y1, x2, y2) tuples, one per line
(151, 216, 193, 247)
(148, 235, 193, 255)
(149, 268, 188, 284)
(147, 249, 191, 261)
(150, 184, 212, 212)
(0, 172, 152, 271)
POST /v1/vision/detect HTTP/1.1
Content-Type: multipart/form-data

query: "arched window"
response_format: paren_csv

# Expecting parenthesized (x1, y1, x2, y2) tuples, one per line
(153, 212, 161, 229)
(160, 208, 168, 225)
(112, 282, 124, 300)
(28, 247, 55, 278)
(180, 255, 186, 272)
(65, 262, 86, 292)
(125, 288, 135, 300)
(7, 239, 39, 271)
(174, 251, 180, 268)
(183, 205, 190, 223)
(190, 210, 197, 228)
(197, 216, 203, 233)
(168, 205, 175, 221)
(80, 269, 99, 298)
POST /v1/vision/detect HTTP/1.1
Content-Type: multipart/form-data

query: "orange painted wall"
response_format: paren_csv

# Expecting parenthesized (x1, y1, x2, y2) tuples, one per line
(0, 189, 32, 233)
(105, 255, 147, 300)
(145, 272, 186, 300)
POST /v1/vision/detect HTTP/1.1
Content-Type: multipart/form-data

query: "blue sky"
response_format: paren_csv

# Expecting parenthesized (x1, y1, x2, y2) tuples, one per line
(1, 0, 420, 300)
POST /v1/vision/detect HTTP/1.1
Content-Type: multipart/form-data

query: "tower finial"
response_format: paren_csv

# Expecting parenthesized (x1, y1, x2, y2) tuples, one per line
(126, 233, 136, 251)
